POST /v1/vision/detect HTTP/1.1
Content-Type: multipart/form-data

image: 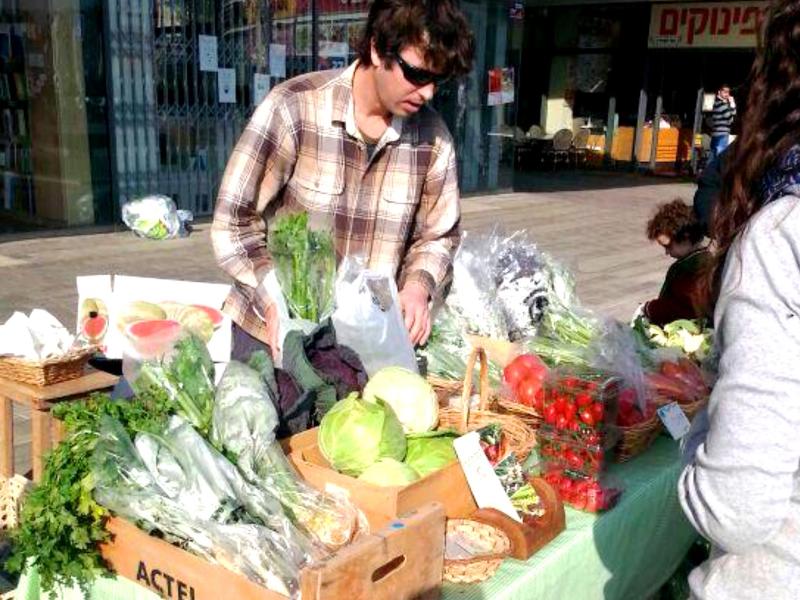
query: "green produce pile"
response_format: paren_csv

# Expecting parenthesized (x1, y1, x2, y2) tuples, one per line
(268, 212, 336, 323)
(8, 336, 362, 596)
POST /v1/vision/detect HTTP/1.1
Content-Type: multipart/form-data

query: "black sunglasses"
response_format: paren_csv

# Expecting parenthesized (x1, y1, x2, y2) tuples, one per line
(392, 54, 448, 87)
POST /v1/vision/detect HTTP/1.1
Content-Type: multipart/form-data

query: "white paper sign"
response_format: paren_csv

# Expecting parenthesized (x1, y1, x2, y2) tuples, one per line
(218, 68, 236, 103)
(198, 35, 218, 72)
(253, 73, 271, 106)
(657, 402, 692, 440)
(453, 431, 521, 522)
(269, 44, 286, 78)
(94, 275, 232, 363)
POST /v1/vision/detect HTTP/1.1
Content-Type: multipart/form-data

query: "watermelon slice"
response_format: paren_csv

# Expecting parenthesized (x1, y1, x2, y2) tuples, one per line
(126, 319, 182, 357)
(82, 314, 108, 341)
(190, 304, 224, 328)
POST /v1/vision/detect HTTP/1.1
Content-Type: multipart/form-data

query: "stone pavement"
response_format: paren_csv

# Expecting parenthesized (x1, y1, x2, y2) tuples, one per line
(0, 170, 696, 473)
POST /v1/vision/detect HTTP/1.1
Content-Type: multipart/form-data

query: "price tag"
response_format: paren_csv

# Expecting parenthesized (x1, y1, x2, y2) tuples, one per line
(453, 431, 520, 522)
(657, 402, 691, 440)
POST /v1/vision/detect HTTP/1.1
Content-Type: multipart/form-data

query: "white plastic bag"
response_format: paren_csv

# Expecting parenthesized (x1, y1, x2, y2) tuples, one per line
(331, 257, 417, 376)
(122, 195, 192, 240)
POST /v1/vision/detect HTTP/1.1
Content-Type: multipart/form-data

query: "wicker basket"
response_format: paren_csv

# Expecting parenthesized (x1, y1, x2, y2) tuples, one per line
(443, 518, 511, 584)
(0, 346, 95, 386)
(614, 412, 663, 463)
(0, 474, 32, 532)
(434, 347, 537, 462)
(496, 394, 544, 431)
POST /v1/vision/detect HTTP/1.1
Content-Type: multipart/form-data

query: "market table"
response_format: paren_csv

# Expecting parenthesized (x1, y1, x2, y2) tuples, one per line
(14, 437, 696, 600)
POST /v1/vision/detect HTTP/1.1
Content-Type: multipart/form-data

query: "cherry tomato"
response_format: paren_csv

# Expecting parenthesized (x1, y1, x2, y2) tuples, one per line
(564, 449, 583, 469)
(591, 402, 605, 423)
(579, 407, 596, 427)
(569, 420, 580, 432)
(575, 393, 593, 408)
(562, 377, 579, 389)
(554, 394, 568, 414)
(586, 432, 601, 446)
(562, 401, 577, 421)
(544, 404, 558, 425)
(556, 415, 568, 430)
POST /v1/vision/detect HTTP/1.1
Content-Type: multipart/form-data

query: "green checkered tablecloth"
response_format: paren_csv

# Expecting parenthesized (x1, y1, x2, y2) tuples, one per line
(442, 437, 697, 600)
(16, 438, 695, 600)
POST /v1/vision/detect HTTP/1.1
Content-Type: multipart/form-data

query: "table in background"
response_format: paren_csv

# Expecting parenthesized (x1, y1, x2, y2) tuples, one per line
(0, 369, 119, 481)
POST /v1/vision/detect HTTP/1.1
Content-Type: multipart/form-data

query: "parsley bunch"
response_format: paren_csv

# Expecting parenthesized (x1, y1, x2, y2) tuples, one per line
(6, 388, 174, 593)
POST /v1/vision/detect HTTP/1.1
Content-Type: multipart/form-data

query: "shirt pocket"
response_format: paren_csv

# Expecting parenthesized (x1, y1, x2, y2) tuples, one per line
(379, 148, 424, 240)
(289, 153, 345, 212)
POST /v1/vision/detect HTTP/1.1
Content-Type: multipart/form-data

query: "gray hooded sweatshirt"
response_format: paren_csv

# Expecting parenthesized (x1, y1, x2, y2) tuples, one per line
(679, 195, 800, 599)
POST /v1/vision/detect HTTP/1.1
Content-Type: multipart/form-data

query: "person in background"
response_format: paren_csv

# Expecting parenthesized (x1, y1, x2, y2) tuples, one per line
(211, 0, 474, 360)
(642, 199, 711, 326)
(679, 1, 800, 598)
(709, 84, 736, 160)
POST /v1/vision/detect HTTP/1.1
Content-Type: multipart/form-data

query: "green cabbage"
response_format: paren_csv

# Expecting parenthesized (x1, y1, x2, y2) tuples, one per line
(357, 458, 420, 487)
(363, 367, 438, 434)
(318, 392, 406, 476)
(404, 431, 458, 478)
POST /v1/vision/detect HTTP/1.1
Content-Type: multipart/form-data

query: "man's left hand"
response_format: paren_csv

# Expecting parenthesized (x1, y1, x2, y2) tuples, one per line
(398, 281, 431, 346)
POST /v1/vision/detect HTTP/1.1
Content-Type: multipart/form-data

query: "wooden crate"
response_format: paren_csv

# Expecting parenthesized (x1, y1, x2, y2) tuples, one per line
(286, 430, 477, 530)
(100, 502, 445, 600)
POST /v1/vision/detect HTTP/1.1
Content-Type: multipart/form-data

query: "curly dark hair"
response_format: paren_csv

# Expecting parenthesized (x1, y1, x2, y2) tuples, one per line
(647, 199, 705, 244)
(355, 0, 475, 78)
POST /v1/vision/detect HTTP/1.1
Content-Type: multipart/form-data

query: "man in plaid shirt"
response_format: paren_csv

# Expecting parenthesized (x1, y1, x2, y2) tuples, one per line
(212, 0, 474, 357)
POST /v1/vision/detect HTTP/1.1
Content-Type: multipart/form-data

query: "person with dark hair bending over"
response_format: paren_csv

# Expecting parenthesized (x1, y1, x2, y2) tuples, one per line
(211, 0, 475, 361)
(679, 1, 800, 598)
(642, 199, 711, 327)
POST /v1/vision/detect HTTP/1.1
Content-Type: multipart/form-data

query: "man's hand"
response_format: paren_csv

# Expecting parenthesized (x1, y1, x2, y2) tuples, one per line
(398, 281, 431, 346)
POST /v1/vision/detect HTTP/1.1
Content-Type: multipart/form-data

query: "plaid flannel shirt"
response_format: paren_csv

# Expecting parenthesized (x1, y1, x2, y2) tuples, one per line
(211, 61, 461, 344)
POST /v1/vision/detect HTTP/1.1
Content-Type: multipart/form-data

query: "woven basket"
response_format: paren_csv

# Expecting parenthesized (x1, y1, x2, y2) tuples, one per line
(496, 395, 544, 431)
(615, 412, 663, 463)
(443, 518, 511, 584)
(0, 346, 95, 386)
(0, 474, 32, 532)
(434, 347, 537, 462)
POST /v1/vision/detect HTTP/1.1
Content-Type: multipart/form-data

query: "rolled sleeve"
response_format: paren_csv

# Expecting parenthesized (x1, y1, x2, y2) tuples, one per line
(398, 132, 461, 298)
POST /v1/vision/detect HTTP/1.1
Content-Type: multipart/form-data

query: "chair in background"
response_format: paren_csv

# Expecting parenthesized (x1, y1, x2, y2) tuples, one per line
(527, 124, 544, 140)
(569, 129, 591, 168)
(543, 128, 573, 169)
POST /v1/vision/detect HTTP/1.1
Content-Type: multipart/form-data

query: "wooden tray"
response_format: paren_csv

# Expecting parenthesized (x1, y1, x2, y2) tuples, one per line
(101, 502, 446, 600)
(468, 477, 565, 560)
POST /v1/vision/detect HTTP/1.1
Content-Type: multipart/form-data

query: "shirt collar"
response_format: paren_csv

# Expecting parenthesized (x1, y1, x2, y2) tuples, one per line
(332, 60, 404, 146)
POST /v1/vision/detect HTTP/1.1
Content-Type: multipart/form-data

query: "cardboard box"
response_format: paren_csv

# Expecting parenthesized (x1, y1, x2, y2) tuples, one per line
(286, 429, 477, 529)
(100, 502, 445, 600)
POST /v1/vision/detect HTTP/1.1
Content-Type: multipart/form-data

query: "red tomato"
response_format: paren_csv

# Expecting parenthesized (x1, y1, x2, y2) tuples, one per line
(586, 432, 601, 446)
(579, 408, 596, 427)
(564, 449, 583, 469)
(562, 377, 579, 389)
(503, 360, 529, 390)
(575, 393, 593, 408)
(544, 404, 558, 424)
(517, 376, 543, 408)
(591, 402, 604, 423)
(569, 420, 580, 432)
(556, 415, 568, 430)
(554, 394, 568, 414)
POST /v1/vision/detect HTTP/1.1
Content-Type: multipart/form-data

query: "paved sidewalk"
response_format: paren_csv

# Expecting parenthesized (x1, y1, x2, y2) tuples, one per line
(0, 171, 696, 473)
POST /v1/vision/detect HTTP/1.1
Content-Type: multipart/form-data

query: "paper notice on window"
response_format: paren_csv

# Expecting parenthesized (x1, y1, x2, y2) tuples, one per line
(253, 73, 270, 106)
(269, 44, 286, 79)
(199, 35, 218, 72)
(218, 68, 236, 103)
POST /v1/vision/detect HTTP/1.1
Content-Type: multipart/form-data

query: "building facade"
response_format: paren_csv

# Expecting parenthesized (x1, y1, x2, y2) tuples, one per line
(0, 0, 523, 230)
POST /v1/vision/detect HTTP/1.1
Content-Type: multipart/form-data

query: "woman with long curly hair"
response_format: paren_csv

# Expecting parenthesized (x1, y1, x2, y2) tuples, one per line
(643, 198, 712, 326)
(678, 1, 800, 598)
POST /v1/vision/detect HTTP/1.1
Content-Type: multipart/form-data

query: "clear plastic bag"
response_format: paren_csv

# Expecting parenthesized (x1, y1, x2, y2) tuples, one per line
(92, 415, 313, 598)
(212, 360, 364, 549)
(588, 320, 649, 413)
(121, 195, 192, 240)
(331, 256, 417, 376)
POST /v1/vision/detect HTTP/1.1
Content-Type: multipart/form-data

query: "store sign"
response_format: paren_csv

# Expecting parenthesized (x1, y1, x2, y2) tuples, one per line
(649, 1, 769, 48)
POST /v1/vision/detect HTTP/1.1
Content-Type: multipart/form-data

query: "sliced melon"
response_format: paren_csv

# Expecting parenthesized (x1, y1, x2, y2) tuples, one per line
(117, 301, 166, 332)
(126, 319, 181, 356)
(190, 304, 224, 328)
